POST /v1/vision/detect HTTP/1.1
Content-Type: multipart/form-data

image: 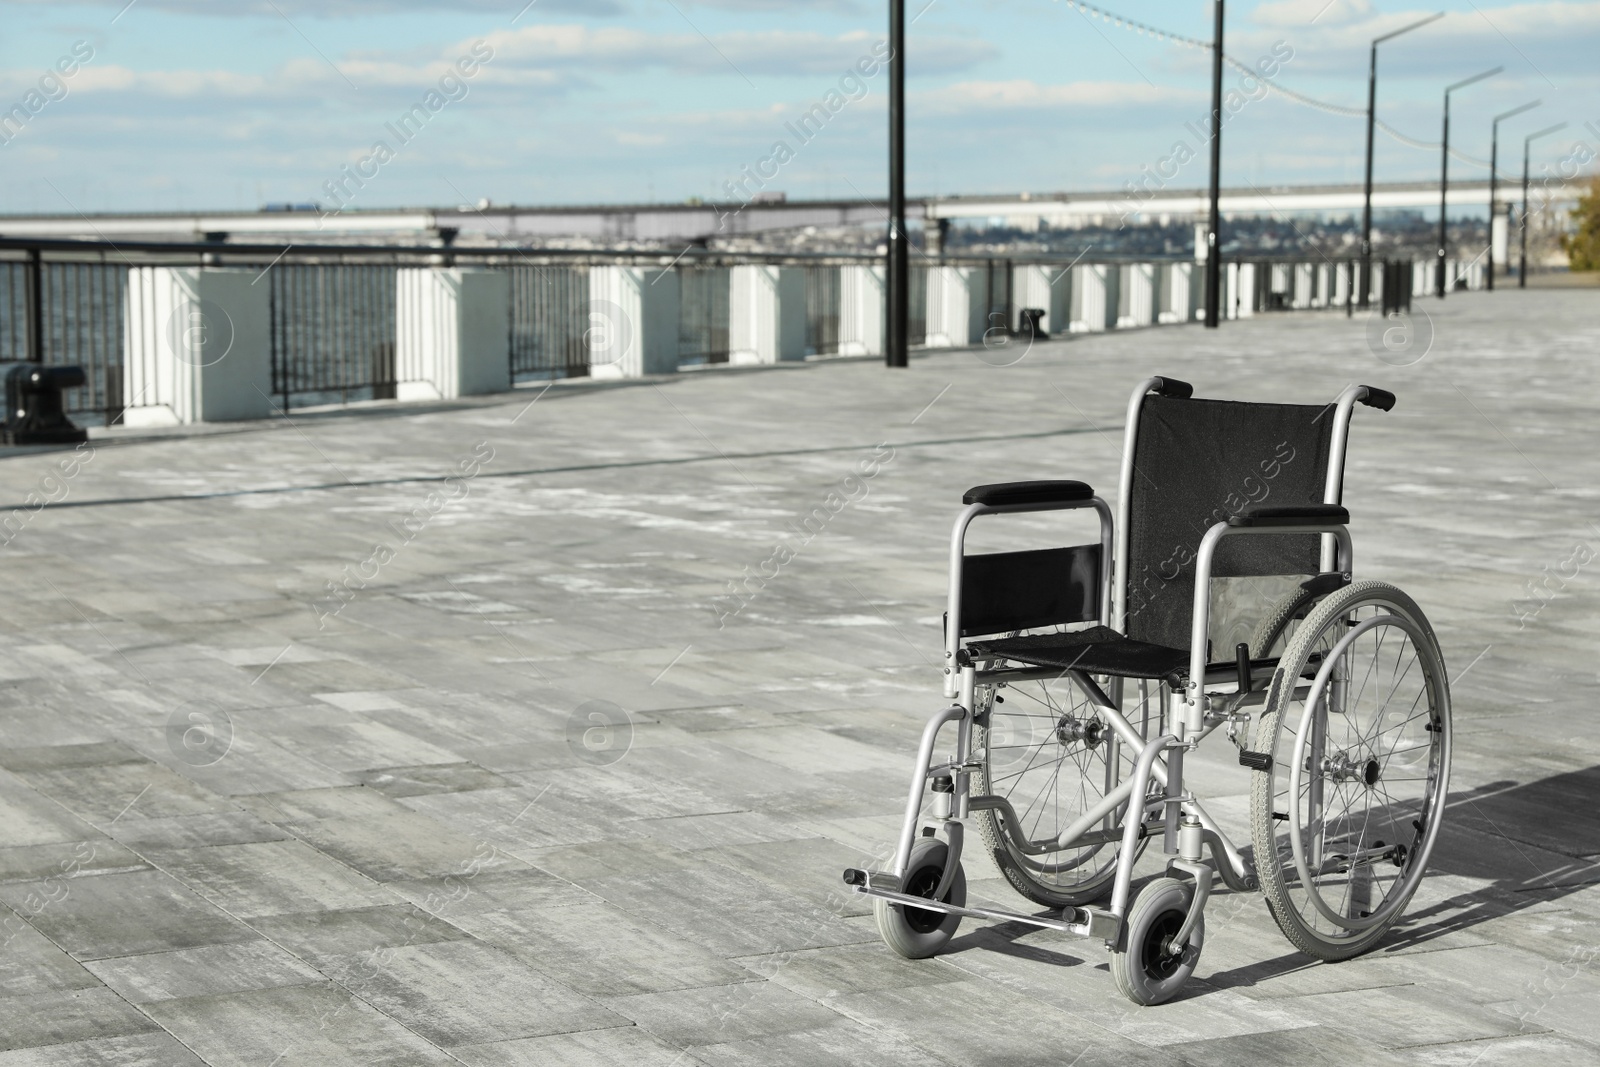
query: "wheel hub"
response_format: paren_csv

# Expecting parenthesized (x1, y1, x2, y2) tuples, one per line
(1323, 752, 1381, 786)
(1057, 715, 1105, 748)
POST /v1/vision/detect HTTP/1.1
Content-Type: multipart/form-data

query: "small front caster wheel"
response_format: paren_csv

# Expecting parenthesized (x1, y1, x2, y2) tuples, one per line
(1111, 876, 1204, 1005)
(874, 836, 966, 959)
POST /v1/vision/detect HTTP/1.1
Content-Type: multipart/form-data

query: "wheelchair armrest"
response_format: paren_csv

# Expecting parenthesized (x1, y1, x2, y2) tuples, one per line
(1228, 505, 1349, 528)
(963, 480, 1094, 508)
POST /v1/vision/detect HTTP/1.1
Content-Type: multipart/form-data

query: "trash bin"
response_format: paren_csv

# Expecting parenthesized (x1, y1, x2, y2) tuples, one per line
(3, 364, 89, 446)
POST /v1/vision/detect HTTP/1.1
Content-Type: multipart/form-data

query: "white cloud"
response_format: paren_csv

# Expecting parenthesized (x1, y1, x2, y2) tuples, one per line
(476, 24, 993, 76)
(1, 0, 626, 15)
(916, 79, 1200, 116)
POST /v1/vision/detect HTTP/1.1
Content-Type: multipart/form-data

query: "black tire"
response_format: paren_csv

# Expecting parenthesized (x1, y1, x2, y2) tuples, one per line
(874, 836, 966, 959)
(1249, 585, 1325, 660)
(1250, 581, 1451, 962)
(1110, 876, 1204, 1005)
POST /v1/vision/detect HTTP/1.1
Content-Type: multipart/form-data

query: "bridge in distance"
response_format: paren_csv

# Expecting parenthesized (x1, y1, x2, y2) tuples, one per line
(0, 179, 1554, 247)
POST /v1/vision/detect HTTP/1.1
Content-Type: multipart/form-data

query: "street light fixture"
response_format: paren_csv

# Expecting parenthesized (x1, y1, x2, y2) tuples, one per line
(1203, 0, 1225, 330)
(1436, 66, 1502, 298)
(1487, 99, 1540, 290)
(1520, 121, 1568, 289)
(886, 0, 908, 368)
(1360, 12, 1443, 310)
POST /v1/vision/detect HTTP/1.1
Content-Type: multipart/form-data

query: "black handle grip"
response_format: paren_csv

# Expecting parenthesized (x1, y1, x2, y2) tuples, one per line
(1235, 642, 1252, 694)
(1359, 386, 1396, 411)
(1151, 376, 1194, 399)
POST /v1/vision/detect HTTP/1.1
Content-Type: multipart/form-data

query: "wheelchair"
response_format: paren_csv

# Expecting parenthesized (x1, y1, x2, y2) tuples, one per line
(844, 376, 1451, 1005)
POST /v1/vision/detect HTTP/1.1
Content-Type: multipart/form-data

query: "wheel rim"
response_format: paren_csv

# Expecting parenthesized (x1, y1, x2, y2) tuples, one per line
(1266, 603, 1448, 940)
(901, 862, 947, 933)
(1140, 908, 1188, 981)
(976, 678, 1136, 896)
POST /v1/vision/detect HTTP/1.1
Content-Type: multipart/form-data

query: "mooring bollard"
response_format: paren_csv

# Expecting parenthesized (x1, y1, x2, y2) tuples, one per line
(3, 365, 89, 446)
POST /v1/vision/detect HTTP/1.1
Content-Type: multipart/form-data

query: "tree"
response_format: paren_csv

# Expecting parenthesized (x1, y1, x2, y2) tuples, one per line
(1563, 175, 1600, 272)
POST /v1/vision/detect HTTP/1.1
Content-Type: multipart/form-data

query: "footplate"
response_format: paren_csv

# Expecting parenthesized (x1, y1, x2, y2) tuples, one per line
(842, 868, 1121, 943)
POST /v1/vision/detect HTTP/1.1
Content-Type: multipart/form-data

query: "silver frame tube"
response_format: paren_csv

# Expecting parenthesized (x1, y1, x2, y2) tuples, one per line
(893, 704, 965, 877)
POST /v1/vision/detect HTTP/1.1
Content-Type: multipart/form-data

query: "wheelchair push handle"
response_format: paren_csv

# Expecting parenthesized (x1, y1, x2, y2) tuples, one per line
(1149, 376, 1193, 399)
(1357, 386, 1397, 411)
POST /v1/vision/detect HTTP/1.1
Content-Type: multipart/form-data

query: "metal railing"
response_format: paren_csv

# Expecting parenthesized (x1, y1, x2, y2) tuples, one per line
(510, 264, 589, 381)
(0, 235, 1482, 427)
(679, 266, 730, 366)
(270, 263, 397, 410)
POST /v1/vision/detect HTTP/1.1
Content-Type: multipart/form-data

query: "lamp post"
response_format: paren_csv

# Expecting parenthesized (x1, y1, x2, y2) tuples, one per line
(1436, 67, 1501, 298)
(885, 0, 908, 368)
(1487, 100, 1540, 291)
(1520, 122, 1568, 289)
(1360, 13, 1443, 310)
(1203, 0, 1224, 329)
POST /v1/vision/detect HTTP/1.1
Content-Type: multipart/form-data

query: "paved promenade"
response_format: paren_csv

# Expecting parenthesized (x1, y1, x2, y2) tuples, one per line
(1, 289, 1598, 1066)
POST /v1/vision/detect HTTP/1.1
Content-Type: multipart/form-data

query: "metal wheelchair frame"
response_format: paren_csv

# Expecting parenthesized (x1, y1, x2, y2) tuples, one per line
(845, 377, 1389, 955)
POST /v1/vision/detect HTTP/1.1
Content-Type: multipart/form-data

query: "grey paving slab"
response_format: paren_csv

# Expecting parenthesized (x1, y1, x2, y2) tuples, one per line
(0, 771, 104, 848)
(3, 292, 1600, 1062)
(83, 939, 326, 1004)
(140, 983, 456, 1066)
(0, 841, 147, 884)
(452, 1025, 702, 1067)
(0, 1031, 211, 1066)
(449, 900, 755, 996)
(247, 903, 472, 967)
(1167, 1025, 1415, 1067)
(0, 917, 102, 998)
(0, 989, 160, 1052)
(150, 840, 399, 919)
(604, 980, 845, 1046)
(284, 811, 530, 883)
(0, 869, 256, 960)
(331, 939, 625, 1046)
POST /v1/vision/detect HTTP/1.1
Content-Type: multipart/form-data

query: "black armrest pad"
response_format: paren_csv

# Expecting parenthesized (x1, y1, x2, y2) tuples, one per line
(1228, 505, 1349, 528)
(964, 480, 1094, 507)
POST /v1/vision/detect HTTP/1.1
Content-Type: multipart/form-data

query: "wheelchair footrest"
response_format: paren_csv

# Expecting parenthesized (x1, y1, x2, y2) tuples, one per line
(844, 869, 1119, 942)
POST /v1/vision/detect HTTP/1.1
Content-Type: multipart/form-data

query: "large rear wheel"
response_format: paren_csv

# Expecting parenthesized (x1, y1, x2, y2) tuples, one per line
(1249, 581, 1451, 961)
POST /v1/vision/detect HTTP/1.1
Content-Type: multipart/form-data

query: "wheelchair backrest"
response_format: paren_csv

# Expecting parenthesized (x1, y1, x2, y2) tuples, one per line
(1123, 394, 1336, 653)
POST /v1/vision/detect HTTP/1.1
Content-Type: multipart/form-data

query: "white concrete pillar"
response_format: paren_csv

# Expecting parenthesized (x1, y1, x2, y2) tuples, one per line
(123, 267, 272, 427)
(1071, 264, 1117, 332)
(1333, 262, 1350, 307)
(395, 268, 510, 401)
(1124, 263, 1156, 327)
(1225, 262, 1240, 320)
(1160, 263, 1196, 323)
(1492, 213, 1510, 266)
(1012, 265, 1054, 334)
(1292, 263, 1314, 309)
(587, 266, 680, 378)
(728, 265, 806, 364)
(924, 266, 981, 347)
(1236, 263, 1257, 318)
(838, 265, 884, 356)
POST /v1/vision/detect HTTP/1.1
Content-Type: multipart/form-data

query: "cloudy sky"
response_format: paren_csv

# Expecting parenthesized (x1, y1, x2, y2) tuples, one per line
(0, 0, 1594, 214)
